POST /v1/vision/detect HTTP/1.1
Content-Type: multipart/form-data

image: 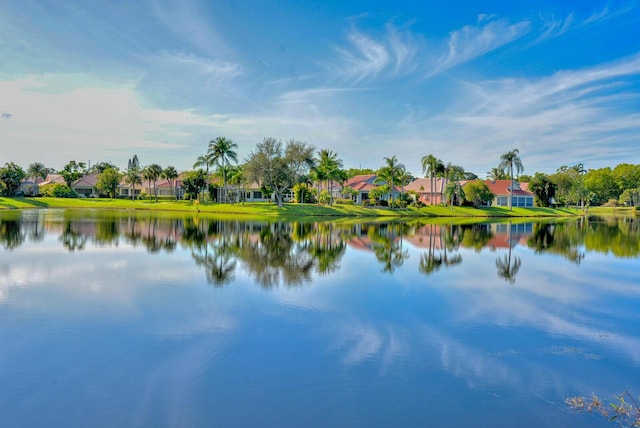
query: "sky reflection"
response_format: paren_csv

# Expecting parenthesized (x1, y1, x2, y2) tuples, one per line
(0, 210, 639, 427)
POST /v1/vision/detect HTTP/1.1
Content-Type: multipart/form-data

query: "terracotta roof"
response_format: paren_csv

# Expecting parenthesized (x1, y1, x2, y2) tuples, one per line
(405, 178, 447, 193)
(483, 180, 533, 197)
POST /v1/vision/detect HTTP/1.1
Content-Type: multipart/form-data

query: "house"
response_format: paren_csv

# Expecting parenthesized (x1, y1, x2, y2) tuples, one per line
(342, 174, 401, 204)
(18, 180, 40, 196)
(404, 178, 449, 206)
(484, 180, 534, 207)
(72, 174, 99, 197)
(40, 174, 66, 186)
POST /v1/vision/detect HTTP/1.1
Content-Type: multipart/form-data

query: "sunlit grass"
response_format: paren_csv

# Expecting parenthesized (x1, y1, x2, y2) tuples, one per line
(0, 197, 585, 218)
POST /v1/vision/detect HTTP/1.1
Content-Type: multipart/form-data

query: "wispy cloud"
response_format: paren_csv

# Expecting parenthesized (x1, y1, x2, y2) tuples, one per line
(150, 52, 243, 80)
(149, 0, 231, 58)
(1, 112, 12, 119)
(330, 23, 420, 82)
(426, 18, 531, 77)
(393, 53, 640, 174)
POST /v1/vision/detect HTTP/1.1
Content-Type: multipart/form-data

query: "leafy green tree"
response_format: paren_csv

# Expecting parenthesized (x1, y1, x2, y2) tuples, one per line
(161, 166, 179, 200)
(345, 167, 375, 178)
(444, 181, 465, 209)
(584, 167, 620, 205)
(463, 180, 494, 207)
(612, 163, 640, 192)
(181, 170, 207, 200)
(60, 161, 86, 187)
(0, 162, 26, 196)
(498, 149, 524, 210)
(619, 188, 640, 206)
(89, 162, 118, 174)
(208, 136, 238, 203)
(529, 172, 557, 207)
(244, 138, 314, 208)
(95, 167, 122, 198)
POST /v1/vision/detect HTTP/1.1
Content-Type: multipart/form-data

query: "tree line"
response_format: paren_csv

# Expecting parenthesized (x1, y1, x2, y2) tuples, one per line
(1, 139, 639, 208)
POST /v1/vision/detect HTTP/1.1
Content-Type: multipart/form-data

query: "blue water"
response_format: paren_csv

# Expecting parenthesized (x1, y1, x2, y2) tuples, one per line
(0, 210, 639, 427)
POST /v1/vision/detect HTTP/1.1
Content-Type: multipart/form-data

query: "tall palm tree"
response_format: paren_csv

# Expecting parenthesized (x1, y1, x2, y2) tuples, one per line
(376, 155, 404, 208)
(498, 149, 524, 210)
(208, 136, 238, 203)
(316, 149, 343, 205)
(124, 167, 142, 200)
(147, 164, 163, 202)
(161, 166, 178, 200)
(421, 154, 444, 205)
(193, 153, 214, 201)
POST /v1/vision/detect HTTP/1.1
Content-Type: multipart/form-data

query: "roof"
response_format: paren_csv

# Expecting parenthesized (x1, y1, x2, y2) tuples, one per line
(344, 174, 401, 192)
(405, 177, 447, 193)
(40, 174, 66, 185)
(483, 180, 533, 197)
(72, 174, 98, 188)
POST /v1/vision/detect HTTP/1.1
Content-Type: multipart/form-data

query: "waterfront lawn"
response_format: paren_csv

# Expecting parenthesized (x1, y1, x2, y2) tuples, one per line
(0, 197, 584, 217)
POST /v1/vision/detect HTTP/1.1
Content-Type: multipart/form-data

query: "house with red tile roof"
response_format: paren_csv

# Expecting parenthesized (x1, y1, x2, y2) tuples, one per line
(343, 174, 401, 204)
(484, 180, 534, 207)
(404, 177, 450, 206)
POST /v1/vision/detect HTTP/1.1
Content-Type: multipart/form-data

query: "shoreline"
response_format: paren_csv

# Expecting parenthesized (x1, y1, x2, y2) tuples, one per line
(0, 196, 610, 218)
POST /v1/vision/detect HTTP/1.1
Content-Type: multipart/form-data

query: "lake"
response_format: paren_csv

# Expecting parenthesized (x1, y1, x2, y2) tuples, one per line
(1, 209, 639, 427)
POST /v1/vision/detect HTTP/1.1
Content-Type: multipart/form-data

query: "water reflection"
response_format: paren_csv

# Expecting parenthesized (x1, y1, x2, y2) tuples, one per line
(1, 211, 640, 287)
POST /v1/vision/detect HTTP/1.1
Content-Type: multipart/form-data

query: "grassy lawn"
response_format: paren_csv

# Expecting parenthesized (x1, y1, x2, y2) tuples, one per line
(0, 197, 589, 218)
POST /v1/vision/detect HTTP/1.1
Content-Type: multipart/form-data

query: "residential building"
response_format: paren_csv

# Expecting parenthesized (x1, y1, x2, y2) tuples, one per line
(484, 180, 534, 207)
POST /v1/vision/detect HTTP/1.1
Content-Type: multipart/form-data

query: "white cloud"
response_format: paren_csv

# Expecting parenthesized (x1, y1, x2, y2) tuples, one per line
(330, 24, 420, 82)
(427, 18, 531, 77)
(0, 74, 220, 168)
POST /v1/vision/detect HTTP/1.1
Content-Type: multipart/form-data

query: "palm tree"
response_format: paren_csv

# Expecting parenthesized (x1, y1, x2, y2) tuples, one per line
(376, 156, 403, 208)
(421, 154, 444, 205)
(161, 166, 179, 200)
(226, 164, 246, 203)
(208, 136, 238, 203)
(142, 166, 154, 199)
(495, 222, 521, 283)
(193, 153, 215, 201)
(487, 167, 508, 180)
(316, 149, 343, 205)
(124, 167, 142, 200)
(498, 149, 524, 210)
(27, 162, 51, 182)
(146, 164, 163, 202)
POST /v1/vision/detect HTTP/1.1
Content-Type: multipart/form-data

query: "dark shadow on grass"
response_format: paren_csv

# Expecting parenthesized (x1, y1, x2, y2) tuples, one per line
(13, 198, 48, 207)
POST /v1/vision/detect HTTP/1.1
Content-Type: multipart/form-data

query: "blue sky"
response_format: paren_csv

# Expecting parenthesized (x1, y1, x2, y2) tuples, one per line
(1, 0, 639, 177)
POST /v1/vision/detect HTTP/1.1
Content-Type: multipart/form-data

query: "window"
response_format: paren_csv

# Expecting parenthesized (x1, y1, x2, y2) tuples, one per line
(253, 191, 263, 199)
(497, 196, 508, 206)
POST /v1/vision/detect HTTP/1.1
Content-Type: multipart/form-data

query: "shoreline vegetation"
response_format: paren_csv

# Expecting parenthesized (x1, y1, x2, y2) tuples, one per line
(1, 197, 636, 218)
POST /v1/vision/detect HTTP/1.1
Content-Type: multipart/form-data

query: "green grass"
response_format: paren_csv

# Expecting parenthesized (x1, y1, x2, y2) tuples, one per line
(0, 197, 586, 218)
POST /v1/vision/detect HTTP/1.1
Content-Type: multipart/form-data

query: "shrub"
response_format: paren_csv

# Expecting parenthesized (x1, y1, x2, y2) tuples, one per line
(379, 199, 388, 207)
(603, 199, 619, 207)
(334, 198, 354, 205)
(39, 184, 78, 198)
(318, 190, 331, 205)
(137, 192, 150, 200)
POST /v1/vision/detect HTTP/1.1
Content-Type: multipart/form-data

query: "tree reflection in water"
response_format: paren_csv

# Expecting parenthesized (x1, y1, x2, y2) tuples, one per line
(495, 222, 521, 284)
(418, 223, 463, 276)
(2, 211, 640, 288)
(368, 222, 409, 274)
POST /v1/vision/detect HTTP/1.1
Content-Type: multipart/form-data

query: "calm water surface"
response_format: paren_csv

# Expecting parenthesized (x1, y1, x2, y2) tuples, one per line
(1, 209, 639, 427)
